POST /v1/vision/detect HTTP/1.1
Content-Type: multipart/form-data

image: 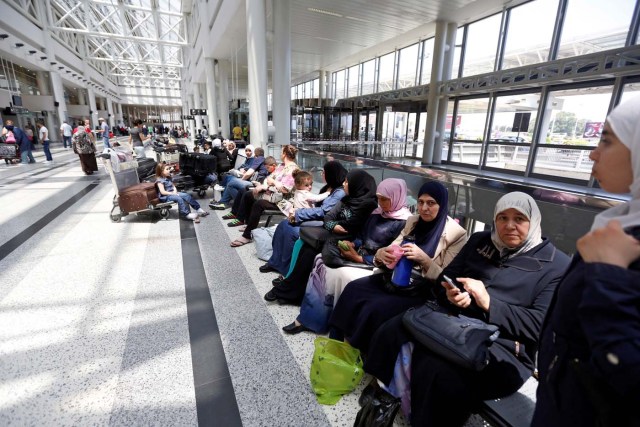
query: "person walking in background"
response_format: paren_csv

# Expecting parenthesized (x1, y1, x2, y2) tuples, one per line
(242, 124, 249, 143)
(98, 117, 111, 149)
(36, 120, 53, 163)
(4, 120, 35, 164)
(60, 120, 72, 149)
(72, 127, 97, 175)
(232, 124, 242, 140)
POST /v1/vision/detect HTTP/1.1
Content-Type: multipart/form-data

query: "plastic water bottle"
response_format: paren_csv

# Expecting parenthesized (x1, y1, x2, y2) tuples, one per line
(391, 236, 415, 287)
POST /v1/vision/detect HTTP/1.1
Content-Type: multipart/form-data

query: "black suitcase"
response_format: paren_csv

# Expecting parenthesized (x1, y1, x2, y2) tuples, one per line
(136, 157, 157, 181)
(172, 174, 195, 191)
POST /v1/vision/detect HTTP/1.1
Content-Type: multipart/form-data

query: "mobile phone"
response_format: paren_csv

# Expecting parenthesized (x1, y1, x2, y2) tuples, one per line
(443, 275, 464, 292)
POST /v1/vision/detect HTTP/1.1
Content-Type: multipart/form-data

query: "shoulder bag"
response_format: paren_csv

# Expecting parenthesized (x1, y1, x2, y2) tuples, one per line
(299, 226, 333, 252)
(402, 301, 500, 371)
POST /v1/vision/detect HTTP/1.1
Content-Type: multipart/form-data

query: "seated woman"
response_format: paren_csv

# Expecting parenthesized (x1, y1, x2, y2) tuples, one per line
(264, 169, 378, 304)
(260, 161, 348, 276)
(364, 191, 571, 426)
(228, 144, 299, 247)
(155, 163, 209, 221)
(283, 178, 412, 334)
(328, 181, 467, 354)
(533, 96, 640, 427)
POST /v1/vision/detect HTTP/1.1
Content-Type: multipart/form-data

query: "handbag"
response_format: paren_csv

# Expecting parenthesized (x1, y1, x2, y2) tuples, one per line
(402, 301, 500, 371)
(321, 238, 376, 270)
(354, 382, 401, 427)
(299, 226, 333, 252)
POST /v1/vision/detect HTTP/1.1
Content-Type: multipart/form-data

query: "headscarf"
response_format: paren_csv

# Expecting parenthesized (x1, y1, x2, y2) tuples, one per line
(75, 126, 86, 135)
(372, 178, 412, 220)
(591, 96, 640, 230)
(321, 160, 348, 191)
(490, 191, 543, 259)
(412, 181, 449, 257)
(342, 169, 377, 211)
(244, 144, 254, 157)
(212, 138, 222, 148)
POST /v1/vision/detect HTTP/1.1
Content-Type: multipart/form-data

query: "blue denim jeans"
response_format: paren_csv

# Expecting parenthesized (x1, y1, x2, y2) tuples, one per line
(63, 135, 72, 148)
(43, 140, 53, 161)
(21, 150, 36, 164)
(219, 176, 252, 204)
(161, 192, 201, 216)
(103, 137, 111, 149)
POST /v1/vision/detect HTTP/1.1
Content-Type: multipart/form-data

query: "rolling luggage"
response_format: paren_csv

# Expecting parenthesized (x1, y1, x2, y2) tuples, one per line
(172, 174, 196, 191)
(118, 182, 159, 213)
(136, 157, 157, 181)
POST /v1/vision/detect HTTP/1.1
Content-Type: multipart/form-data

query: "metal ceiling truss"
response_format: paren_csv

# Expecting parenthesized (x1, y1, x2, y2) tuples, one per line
(45, 0, 185, 92)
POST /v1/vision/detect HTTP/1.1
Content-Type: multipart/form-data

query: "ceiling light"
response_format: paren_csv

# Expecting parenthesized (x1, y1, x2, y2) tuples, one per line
(307, 7, 342, 17)
(0, 34, 8, 40)
(28, 50, 37, 55)
(345, 16, 371, 23)
(14, 43, 24, 48)
(58, 66, 64, 70)
(50, 62, 57, 65)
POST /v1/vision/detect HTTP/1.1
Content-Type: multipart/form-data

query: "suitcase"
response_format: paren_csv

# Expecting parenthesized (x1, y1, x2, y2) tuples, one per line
(136, 157, 157, 181)
(118, 182, 159, 213)
(172, 174, 195, 191)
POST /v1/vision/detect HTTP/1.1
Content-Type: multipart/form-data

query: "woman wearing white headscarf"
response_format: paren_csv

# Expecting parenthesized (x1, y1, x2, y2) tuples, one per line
(72, 126, 98, 175)
(363, 191, 570, 426)
(533, 96, 640, 427)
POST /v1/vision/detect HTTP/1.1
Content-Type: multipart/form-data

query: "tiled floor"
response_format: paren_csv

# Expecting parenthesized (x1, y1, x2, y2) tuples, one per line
(0, 140, 484, 426)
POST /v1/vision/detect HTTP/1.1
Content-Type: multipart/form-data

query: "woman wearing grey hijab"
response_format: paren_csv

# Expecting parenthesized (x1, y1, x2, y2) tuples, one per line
(72, 126, 98, 175)
(363, 191, 570, 426)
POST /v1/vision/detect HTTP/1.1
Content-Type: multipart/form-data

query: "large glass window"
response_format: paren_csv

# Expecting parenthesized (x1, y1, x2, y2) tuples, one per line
(451, 30, 464, 79)
(502, 0, 557, 69)
(420, 38, 435, 84)
(450, 97, 490, 165)
(361, 59, 376, 95)
(378, 52, 396, 92)
(620, 81, 640, 103)
(334, 69, 346, 101)
(556, 0, 635, 60)
(312, 79, 319, 99)
(397, 43, 419, 89)
(462, 14, 502, 77)
(347, 64, 360, 98)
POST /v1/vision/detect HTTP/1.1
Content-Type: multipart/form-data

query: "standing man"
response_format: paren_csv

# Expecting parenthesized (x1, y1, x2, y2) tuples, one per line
(98, 117, 110, 149)
(60, 120, 72, 149)
(36, 120, 53, 163)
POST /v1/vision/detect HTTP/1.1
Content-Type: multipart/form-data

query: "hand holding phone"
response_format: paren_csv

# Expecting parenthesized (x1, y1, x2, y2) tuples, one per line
(443, 275, 465, 292)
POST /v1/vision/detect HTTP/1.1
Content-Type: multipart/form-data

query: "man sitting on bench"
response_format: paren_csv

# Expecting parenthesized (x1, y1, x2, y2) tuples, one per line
(209, 146, 267, 210)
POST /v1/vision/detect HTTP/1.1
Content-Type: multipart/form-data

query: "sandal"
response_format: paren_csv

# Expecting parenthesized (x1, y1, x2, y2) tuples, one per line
(227, 219, 245, 227)
(230, 237, 252, 247)
(222, 212, 237, 220)
(238, 225, 247, 232)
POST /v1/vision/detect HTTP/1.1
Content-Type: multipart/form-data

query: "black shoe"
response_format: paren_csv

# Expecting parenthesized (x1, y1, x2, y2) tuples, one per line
(264, 289, 278, 302)
(282, 321, 311, 335)
(259, 263, 276, 273)
(272, 276, 284, 286)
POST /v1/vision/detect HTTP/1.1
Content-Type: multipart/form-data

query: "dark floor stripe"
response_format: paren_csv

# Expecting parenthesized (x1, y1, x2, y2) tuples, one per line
(0, 182, 100, 263)
(180, 220, 242, 427)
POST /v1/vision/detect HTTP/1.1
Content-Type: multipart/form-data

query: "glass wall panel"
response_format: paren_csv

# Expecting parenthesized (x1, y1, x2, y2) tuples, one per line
(347, 64, 360, 98)
(556, 0, 635, 60)
(420, 38, 435, 84)
(312, 79, 319, 98)
(378, 52, 396, 92)
(451, 30, 464, 79)
(340, 112, 353, 140)
(398, 43, 419, 89)
(620, 81, 640, 103)
(417, 111, 428, 158)
(450, 98, 490, 165)
(361, 59, 376, 95)
(462, 14, 502, 77)
(502, 0, 557, 69)
(334, 69, 346, 101)
(304, 81, 312, 98)
(441, 101, 455, 161)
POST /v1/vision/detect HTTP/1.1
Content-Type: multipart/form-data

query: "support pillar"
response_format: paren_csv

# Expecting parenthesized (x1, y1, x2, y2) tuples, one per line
(273, 0, 291, 145)
(433, 22, 457, 164)
(205, 58, 219, 138)
(107, 98, 115, 129)
(218, 60, 231, 139)
(245, 0, 268, 148)
(193, 83, 202, 133)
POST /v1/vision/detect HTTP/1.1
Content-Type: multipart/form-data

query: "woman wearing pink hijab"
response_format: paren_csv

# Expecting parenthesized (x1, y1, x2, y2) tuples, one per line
(282, 178, 412, 335)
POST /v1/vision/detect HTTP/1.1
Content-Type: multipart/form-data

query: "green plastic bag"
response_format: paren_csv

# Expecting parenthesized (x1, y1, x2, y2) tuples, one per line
(309, 337, 364, 405)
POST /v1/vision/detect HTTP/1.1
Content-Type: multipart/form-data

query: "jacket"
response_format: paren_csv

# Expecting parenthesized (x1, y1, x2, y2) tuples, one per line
(532, 226, 640, 427)
(11, 127, 31, 152)
(391, 215, 468, 280)
(437, 231, 571, 378)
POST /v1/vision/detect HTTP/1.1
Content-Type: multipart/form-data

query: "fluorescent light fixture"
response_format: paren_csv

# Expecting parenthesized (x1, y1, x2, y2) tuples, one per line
(307, 8, 342, 18)
(345, 16, 372, 23)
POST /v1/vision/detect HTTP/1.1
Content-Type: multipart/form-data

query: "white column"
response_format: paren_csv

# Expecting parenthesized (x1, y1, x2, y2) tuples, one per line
(50, 71, 68, 123)
(107, 98, 115, 128)
(36, 71, 57, 138)
(421, 21, 448, 165)
(205, 58, 219, 137)
(193, 83, 202, 132)
(318, 69, 325, 106)
(433, 22, 457, 164)
(218, 60, 231, 139)
(272, 0, 291, 145)
(188, 94, 196, 138)
(87, 88, 98, 129)
(116, 103, 123, 127)
(245, 0, 268, 148)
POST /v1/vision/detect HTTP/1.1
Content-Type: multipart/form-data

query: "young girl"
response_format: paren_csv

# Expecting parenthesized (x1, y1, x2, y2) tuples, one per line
(277, 170, 330, 216)
(155, 163, 209, 221)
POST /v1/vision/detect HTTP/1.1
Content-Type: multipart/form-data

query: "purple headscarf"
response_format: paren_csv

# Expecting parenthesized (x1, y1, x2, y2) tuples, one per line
(371, 178, 412, 220)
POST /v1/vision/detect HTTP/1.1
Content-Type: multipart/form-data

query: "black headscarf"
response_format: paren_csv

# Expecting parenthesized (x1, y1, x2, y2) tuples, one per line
(321, 160, 348, 192)
(342, 169, 377, 211)
(411, 181, 449, 257)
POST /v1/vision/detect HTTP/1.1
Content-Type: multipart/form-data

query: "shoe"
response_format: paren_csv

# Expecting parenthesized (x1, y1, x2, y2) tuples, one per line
(197, 208, 210, 217)
(272, 275, 284, 286)
(227, 219, 245, 227)
(209, 203, 228, 210)
(282, 321, 311, 335)
(259, 263, 276, 273)
(214, 184, 225, 192)
(186, 212, 198, 220)
(264, 290, 278, 302)
(222, 212, 236, 220)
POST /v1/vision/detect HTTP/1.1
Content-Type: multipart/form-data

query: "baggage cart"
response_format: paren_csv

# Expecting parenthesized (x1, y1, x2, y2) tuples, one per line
(0, 143, 20, 164)
(99, 154, 174, 223)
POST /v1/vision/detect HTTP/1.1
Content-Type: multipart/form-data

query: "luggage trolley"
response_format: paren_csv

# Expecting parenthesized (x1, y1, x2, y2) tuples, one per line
(99, 154, 174, 223)
(0, 143, 20, 164)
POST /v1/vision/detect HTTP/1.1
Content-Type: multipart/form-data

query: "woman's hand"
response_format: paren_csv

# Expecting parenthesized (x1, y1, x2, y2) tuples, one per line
(442, 282, 472, 308)
(266, 176, 275, 186)
(288, 208, 297, 223)
(339, 241, 362, 263)
(401, 243, 431, 268)
(578, 220, 640, 268)
(332, 224, 348, 234)
(456, 278, 490, 311)
(376, 246, 397, 265)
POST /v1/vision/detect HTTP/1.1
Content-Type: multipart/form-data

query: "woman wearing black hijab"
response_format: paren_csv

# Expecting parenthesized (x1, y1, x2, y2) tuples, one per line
(264, 169, 378, 304)
(328, 181, 467, 354)
(262, 161, 348, 275)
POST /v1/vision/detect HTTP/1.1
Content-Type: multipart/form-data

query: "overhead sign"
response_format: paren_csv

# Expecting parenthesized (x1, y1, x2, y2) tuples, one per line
(181, 115, 195, 120)
(189, 109, 207, 115)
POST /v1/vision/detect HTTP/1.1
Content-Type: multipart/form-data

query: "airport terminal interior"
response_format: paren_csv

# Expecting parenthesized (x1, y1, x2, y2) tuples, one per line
(1, 0, 639, 426)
